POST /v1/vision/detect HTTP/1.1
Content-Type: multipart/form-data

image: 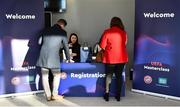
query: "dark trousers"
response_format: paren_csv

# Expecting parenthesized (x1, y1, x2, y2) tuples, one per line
(105, 63, 125, 96)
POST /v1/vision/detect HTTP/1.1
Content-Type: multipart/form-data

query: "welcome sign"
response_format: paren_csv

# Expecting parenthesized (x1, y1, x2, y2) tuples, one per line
(133, 0, 180, 100)
(0, 0, 44, 96)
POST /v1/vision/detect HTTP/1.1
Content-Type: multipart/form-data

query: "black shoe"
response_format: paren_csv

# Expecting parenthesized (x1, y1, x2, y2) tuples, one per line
(115, 95, 121, 101)
(103, 93, 109, 101)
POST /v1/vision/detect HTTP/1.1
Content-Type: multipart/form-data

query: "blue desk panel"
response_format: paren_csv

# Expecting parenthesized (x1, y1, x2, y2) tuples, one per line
(59, 63, 125, 97)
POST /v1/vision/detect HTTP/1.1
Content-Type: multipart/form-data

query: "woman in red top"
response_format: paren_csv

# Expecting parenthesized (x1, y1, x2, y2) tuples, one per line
(100, 17, 128, 101)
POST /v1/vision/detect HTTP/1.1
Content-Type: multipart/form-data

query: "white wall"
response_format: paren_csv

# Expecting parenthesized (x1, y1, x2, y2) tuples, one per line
(52, 0, 135, 74)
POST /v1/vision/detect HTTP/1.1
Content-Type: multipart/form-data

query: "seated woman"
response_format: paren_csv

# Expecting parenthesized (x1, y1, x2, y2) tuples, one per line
(68, 33, 81, 62)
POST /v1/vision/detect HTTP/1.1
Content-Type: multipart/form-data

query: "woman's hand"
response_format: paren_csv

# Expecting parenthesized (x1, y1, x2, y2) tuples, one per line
(71, 53, 77, 57)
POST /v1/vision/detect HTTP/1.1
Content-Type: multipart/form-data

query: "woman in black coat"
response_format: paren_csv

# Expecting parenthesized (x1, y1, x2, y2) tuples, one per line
(68, 33, 81, 62)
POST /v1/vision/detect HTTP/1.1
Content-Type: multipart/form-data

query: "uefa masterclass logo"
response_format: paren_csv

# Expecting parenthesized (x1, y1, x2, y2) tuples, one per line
(144, 75, 152, 84)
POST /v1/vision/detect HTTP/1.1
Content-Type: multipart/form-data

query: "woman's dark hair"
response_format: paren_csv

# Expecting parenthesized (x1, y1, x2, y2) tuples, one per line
(68, 33, 79, 45)
(110, 17, 125, 30)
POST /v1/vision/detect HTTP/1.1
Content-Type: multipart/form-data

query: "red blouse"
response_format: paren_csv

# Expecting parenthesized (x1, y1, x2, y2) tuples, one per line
(100, 26, 128, 64)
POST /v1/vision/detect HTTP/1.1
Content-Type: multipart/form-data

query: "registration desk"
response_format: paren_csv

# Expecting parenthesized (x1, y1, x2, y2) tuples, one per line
(58, 63, 125, 97)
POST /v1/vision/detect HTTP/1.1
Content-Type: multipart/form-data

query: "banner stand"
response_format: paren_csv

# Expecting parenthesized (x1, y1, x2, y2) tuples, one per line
(0, 91, 44, 98)
(0, 0, 44, 97)
(132, 89, 180, 101)
(133, 0, 180, 100)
